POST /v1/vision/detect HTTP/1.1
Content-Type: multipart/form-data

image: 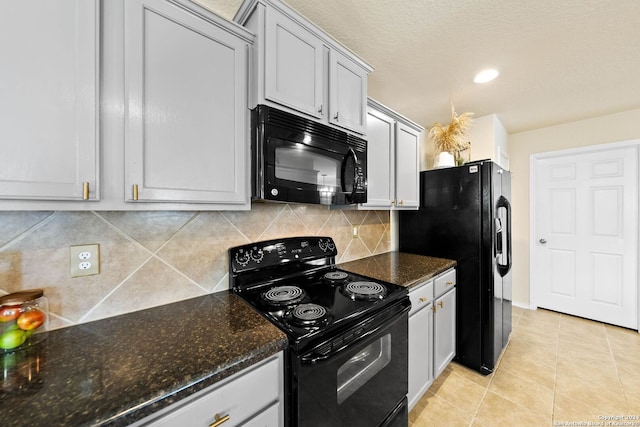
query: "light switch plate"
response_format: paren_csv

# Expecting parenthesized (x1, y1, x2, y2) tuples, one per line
(70, 244, 100, 277)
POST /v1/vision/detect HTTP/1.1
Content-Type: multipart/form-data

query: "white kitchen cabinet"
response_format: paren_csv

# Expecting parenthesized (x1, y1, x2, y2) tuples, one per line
(363, 99, 422, 209)
(132, 352, 284, 427)
(407, 268, 456, 409)
(236, 0, 372, 135)
(124, 0, 251, 205)
(328, 50, 368, 134)
(1, 0, 254, 210)
(408, 279, 434, 411)
(263, 5, 323, 120)
(433, 270, 457, 379)
(0, 0, 100, 201)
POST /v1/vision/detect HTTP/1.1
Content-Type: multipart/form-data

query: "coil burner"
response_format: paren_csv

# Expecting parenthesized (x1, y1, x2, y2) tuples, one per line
(323, 271, 349, 283)
(286, 303, 332, 327)
(342, 281, 387, 301)
(262, 285, 305, 307)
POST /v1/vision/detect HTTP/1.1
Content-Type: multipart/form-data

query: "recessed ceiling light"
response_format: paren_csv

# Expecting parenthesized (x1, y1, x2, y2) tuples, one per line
(474, 69, 499, 84)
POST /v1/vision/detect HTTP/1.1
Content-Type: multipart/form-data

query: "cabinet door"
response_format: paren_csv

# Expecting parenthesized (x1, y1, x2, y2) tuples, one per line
(329, 50, 367, 134)
(394, 122, 420, 208)
(264, 7, 324, 119)
(433, 288, 456, 379)
(408, 303, 433, 410)
(125, 0, 248, 204)
(0, 0, 99, 201)
(362, 108, 394, 208)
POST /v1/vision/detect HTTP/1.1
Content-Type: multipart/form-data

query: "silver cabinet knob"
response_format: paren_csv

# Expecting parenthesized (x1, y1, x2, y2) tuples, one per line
(539, 238, 547, 244)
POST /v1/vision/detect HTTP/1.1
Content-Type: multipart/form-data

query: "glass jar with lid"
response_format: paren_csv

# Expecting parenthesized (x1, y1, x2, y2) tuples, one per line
(0, 289, 48, 353)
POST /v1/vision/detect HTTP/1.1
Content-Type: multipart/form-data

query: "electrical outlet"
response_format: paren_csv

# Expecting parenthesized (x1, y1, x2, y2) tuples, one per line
(70, 244, 100, 277)
(352, 226, 359, 238)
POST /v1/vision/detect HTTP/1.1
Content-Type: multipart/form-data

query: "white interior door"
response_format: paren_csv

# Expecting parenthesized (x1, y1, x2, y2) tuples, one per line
(533, 145, 638, 329)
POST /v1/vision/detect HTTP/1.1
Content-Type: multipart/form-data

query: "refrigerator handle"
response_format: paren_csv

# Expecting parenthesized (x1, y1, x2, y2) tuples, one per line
(496, 196, 512, 277)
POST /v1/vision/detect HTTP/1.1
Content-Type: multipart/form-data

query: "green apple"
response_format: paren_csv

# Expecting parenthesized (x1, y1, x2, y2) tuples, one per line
(0, 329, 26, 350)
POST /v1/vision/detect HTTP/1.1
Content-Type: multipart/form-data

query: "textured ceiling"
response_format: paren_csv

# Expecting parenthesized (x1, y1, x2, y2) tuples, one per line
(197, 0, 640, 133)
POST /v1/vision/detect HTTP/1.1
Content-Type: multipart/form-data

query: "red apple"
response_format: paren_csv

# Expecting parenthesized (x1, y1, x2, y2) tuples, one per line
(16, 309, 45, 331)
(0, 305, 22, 323)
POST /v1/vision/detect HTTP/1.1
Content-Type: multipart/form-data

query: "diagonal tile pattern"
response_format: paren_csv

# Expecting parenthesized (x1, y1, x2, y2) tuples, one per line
(0, 203, 391, 329)
(409, 307, 640, 426)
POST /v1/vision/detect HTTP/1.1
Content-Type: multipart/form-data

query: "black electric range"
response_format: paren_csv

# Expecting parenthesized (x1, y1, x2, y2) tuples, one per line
(230, 236, 410, 427)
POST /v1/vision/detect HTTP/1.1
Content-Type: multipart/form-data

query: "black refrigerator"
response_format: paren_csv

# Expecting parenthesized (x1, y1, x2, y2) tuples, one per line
(398, 160, 512, 375)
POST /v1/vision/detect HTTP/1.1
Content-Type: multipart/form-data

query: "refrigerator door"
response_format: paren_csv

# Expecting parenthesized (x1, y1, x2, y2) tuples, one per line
(399, 163, 489, 374)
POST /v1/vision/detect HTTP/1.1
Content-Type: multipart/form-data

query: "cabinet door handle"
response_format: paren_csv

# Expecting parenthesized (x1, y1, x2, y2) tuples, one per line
(438, 301, 444, 309)
(133, 184, 139, 201)
(398, 200, 404, 206)
(432, 305, 437, 313)
(318, 104, 323, 114)
(392, 199, 396, 206)
(209, 414, 230, 427)
(83, 182, 89, 200)
(334, 111, 339, 121)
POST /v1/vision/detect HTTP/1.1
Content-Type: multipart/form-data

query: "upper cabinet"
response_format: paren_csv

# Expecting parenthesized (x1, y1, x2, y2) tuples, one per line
(124, 0, 251, 205)
(235, 0, 372, 135)
(0, 0, 100, 201)
(363, 99, 422, 210)
(1, 0, 254, 210)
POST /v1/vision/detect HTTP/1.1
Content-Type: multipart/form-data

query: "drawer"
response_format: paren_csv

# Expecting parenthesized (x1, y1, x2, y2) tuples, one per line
(409, 280, 433, 316)
(434, 269, 456, 298)
(138, 353, 282, 427)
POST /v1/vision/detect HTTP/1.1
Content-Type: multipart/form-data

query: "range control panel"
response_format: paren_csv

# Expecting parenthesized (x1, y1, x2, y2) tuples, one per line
(229, 236, 338, 273)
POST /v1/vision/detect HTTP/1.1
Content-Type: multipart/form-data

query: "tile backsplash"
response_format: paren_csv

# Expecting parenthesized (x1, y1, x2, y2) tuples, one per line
(0, 204, 391, 330)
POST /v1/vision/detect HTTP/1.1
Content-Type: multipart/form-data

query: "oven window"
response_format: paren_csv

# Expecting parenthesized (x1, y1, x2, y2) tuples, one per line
(336, 334, 392, 404)
(275, 146, 340, 188)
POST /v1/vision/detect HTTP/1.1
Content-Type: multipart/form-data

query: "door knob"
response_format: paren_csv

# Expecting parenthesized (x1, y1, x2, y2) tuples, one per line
(539, 238, 547, 244)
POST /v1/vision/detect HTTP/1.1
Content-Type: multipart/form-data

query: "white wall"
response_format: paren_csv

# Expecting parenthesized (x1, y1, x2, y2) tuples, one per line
(467, 113, 509, 169)
(508, 108, 640, 307)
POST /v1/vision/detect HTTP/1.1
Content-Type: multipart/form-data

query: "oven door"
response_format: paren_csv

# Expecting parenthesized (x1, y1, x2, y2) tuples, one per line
(291, 303, 409, 427)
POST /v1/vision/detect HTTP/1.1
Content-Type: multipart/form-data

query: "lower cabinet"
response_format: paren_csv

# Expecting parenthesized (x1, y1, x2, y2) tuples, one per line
(408, 281, 433, 410)
(433, 287, 456, 379)
(132, 352, 284, 427)
(407, 269, 456, 410)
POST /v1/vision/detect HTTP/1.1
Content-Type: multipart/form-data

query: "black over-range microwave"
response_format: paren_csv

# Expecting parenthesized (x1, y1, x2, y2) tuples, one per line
(251, 105, 367, 206)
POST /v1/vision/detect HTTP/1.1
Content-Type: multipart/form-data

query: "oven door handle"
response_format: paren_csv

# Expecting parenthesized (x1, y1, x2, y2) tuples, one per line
(301, 302, 409, 364)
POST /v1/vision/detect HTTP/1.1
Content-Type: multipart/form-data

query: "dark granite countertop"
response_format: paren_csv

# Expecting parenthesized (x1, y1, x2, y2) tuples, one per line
(339, 252, 456, 289)
(0, 291, 287, 427)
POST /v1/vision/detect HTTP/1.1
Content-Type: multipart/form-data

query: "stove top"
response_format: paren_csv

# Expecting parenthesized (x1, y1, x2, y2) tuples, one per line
(229, 237, 408, 351)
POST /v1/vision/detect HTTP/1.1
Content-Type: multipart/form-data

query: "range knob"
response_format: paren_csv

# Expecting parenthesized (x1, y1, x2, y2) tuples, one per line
(319, 239, 328, 251)
(235, 250, 250, 267)
(327, 241, 335, 251)
(250, 248, 264, 263)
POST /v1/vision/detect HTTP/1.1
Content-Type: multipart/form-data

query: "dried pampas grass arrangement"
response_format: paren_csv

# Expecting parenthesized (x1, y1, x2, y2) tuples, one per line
(429, 104, 473, 154)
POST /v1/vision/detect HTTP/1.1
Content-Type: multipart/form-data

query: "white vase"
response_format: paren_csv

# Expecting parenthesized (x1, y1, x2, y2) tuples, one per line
(435, 152, 455, 168)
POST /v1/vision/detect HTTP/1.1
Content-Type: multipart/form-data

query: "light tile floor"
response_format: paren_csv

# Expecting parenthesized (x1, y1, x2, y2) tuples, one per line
(409, 306, 640, 426)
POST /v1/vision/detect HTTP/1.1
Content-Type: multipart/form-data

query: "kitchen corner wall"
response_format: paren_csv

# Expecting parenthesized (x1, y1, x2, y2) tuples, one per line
(0, 204, 391, 330)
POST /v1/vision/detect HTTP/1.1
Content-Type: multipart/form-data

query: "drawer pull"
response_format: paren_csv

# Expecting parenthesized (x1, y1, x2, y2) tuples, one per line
(209, 414, 230, 427)
(446, 281, 453, 286)
(419, 297, 427, 303)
